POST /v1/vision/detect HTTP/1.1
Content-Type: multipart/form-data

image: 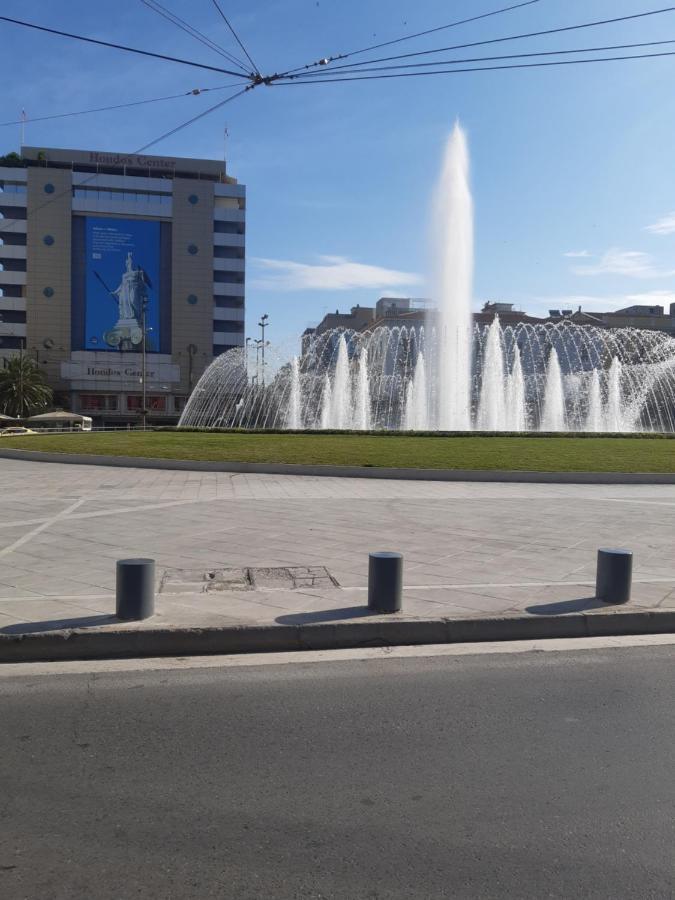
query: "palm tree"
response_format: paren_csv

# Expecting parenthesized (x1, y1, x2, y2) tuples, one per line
(0, 355, 53, 418)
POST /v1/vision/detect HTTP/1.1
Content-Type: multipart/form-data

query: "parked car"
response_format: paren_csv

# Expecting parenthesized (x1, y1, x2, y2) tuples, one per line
(0, 427, 37, 436)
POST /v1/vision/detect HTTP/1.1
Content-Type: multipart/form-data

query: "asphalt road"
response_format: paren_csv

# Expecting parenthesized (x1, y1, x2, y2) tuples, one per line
(1, 647, 674, 899)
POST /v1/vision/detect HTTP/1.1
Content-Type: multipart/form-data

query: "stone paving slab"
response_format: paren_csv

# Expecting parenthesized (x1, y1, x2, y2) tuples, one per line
(0, 458, 674, 640)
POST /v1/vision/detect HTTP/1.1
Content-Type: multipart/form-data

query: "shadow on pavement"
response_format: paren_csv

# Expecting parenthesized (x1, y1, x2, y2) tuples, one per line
(527, 596, 606, 616)
(0, 614, 120, 635)
(276, 606, 374, 625)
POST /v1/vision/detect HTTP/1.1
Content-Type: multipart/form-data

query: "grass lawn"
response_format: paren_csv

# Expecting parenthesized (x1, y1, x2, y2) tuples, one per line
(1, 430, 675, 472)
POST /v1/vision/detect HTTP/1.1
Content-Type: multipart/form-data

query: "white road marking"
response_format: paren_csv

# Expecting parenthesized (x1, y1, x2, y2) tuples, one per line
(0, 498, 87, 559)
(1, 634, 674, 678)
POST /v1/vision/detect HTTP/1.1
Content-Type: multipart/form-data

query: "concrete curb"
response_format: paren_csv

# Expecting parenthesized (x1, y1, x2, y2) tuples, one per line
(1, 609, 674, 664)
(1, 448, 674, 484)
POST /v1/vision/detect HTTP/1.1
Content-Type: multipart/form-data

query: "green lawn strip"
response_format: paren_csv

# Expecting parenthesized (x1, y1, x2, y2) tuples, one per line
(1, 431, 674, 472)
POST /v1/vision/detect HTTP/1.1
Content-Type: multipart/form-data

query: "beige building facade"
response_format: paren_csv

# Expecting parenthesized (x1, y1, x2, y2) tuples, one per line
(0, 146, 245, 424)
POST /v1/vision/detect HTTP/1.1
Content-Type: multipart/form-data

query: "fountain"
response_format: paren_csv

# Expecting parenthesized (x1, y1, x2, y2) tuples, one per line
(180, 124, 675, 435)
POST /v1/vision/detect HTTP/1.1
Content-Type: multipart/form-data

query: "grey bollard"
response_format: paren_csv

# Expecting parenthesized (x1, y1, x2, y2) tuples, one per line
(116, 558, 155, 621)
(596, 548, 632, 605)
(368, 552, 403, 613)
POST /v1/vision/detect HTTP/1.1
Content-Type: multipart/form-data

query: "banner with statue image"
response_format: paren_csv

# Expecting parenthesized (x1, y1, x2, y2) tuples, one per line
(84, 216, 161, 352)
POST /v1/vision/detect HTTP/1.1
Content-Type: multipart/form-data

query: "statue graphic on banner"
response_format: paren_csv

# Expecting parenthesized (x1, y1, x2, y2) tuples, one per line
(96, 252, 152, 351)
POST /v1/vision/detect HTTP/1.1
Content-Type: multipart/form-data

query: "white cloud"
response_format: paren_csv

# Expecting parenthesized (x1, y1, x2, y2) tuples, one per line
(563, 250, 591, 258)
(644, 213, 675, 236)
(250, 255, 423, 292)
(572, 248, 675, 279)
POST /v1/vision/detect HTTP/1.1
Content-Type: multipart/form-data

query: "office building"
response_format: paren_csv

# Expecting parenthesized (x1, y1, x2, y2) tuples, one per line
(0, 145, 246, 424)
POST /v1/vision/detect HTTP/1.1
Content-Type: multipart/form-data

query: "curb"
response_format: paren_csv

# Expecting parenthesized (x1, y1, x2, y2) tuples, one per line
(1, 448, 674, 484)
(1, 609, 674, 664)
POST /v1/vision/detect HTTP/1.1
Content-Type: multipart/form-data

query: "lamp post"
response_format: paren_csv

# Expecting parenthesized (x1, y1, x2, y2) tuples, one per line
(187, 343, 197, 394)
(258, 314, 269, 386)
(141, 298, 149, 431)
(253, 338, 263, 385)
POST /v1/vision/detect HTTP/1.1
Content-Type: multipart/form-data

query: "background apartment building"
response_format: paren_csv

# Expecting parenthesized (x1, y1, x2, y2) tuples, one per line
(0, 146, 246, 424)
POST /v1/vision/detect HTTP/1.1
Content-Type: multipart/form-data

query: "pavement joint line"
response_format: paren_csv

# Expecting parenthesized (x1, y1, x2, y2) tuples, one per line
(0, 498, 87, 560)
(0, 496, 231, 532)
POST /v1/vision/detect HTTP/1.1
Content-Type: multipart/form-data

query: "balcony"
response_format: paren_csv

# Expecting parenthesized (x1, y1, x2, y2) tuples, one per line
(214, 307, 245, 322)
(213, 257, 245, 273)
(0, 322, 26, 337)
(0, 271, 26, 285)
(213, 331, 245, 346)
(213, 281, 245, 297)
(213, 207, 245, 223)
(0, 244, 26, 260)
(214, 182, 246, 200)
(214, 232, 245, 248)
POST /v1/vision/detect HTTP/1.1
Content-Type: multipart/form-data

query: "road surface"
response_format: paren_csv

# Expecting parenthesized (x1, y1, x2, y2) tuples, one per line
(1, 643, 673, 899)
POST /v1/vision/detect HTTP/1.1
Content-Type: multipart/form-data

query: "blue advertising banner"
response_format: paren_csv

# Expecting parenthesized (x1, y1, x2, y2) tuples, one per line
(84, 217, 161, 352)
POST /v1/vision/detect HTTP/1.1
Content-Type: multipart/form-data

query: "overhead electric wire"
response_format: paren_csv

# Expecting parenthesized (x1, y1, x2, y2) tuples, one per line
(137, 84, 252, 152)
(0, 83, 247, 128)
(0, 85, 253, 233)
(140, 0, 249, 72)
(277, 0, 543, 77)
(277, 3, 675, 79)
(210, 0, 260, 75)
(0, 14, 250, 79)
(279, 37, 675, 79)
(272, 48, 675, 86)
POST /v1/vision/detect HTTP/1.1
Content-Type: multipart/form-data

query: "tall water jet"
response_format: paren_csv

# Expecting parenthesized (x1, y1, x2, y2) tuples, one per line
(585, 368, 603, 432)
(405, 351, 429, 430)
(330, 334, 352, 429)
(287, 356, 302, 429)
(320, 373, 332, 429)
(540, 348, 566, 431)
(505, 345, 527, 431)
(476, 317, 505, 431)
(433, 122, 473, 430)
(355, 348, 371, 430)
(606, 357, 623, 432)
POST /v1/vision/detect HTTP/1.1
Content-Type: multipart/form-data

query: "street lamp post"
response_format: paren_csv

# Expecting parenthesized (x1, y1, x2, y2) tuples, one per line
(141, 298, 148, 431)
(187, 343, 197, 394)
(258, 314, 269, 386)
(254, 338, 263, 385)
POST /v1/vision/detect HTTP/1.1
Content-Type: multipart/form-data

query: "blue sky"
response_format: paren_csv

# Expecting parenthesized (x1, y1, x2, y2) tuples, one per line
(2, 0, 675, 345)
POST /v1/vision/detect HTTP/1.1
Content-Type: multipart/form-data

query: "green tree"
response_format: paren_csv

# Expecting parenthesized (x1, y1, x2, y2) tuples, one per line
(0, 355, 52, 418)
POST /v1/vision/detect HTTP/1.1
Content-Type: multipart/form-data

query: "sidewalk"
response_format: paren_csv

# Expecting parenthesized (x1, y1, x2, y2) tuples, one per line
(1, 458, 674, 659)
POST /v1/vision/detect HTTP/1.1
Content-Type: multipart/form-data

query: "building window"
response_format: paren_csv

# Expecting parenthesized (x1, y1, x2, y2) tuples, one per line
(213, 345, 237, 356)
(188, 194, 199, 205)
(214, 220, 245, 235)
(43, 287, 54, 298)
(0, 336, 25, 349)
(187, 243, 199, 255)
(0, 182, 27, 194)
(214, 270, 245, 284)
(43, 235, 54, 246)
(79, 394, 118, 411)
(174, 396, 187, 412)
(213, 245, 244, 259)
(127, 395, 166, 411)
(215, 296, 244, 309)
(44, 183, 55, 194)
(187, 294, 198, 306)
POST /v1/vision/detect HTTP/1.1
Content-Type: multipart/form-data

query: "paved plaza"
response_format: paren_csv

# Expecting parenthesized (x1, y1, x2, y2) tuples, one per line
(1, 458, 675, 634)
